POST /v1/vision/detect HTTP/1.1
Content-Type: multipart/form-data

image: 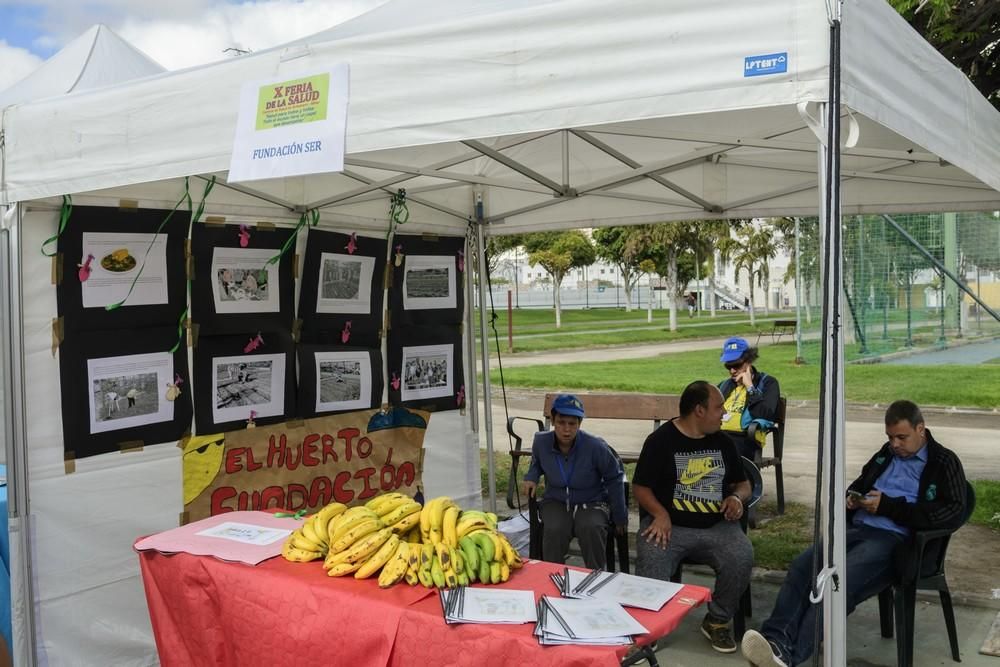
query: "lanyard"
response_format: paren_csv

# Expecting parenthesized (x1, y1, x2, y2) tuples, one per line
(555, 449, 577, 512)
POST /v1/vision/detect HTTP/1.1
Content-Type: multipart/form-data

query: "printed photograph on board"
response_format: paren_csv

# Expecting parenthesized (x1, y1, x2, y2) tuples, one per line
(401, 343, 453, 401)
(314, 350, 372, 412)
(211, 248, 280, 314)
(87, 352, 174, 434)
(81, 232, 169, 308)
(402, 255, 456, 311)
(212, 352, 286, 424)
(316, 252, 375, 314)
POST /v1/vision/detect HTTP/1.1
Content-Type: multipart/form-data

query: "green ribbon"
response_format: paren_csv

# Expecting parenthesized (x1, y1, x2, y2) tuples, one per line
(40, 195, 73, 257)
(389, 188, 409, 225)
(265, 208, 319, 267)
(106, 180, 193, 311)
(274, 509, 308, 520)
(167, 176, 216, 353)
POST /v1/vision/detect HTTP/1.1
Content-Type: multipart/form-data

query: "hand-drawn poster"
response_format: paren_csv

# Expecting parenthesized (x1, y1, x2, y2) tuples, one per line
(182, 408, 428, 522)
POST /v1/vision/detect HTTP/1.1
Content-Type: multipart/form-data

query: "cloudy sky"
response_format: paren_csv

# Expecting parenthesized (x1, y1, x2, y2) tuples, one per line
(0, 0, 388, 91)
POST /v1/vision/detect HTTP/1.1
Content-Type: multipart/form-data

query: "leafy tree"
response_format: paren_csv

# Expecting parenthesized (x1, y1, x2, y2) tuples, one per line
(685, 220, 732, 317)
(483, 233, 524, 277)
(718, 223, 777, 326)
(626, 223, 698, 331)
(592, 226, 646, 312)
(522, 231, 596, 327)
(890, 0, 1000, 110)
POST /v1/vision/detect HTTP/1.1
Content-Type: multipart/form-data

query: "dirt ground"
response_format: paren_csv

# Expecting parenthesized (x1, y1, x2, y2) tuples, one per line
(943, 524, 1000, 605)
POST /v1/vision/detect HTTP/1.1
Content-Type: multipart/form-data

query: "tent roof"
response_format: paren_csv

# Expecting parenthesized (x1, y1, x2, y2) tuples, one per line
(0, 24, 164, 109)
(3, 0, 999, 226)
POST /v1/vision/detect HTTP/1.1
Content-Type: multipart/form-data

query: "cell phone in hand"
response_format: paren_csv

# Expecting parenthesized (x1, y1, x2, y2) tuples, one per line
(846, 490, 865, 501)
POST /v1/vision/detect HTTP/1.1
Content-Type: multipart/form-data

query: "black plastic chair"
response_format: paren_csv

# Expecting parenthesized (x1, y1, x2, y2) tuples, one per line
(506, 416, 544, 509)
(669, 456, 763, 640)
(877, 481, 975, 666)
(746, 396, 786, 519)
(526, 446, 630, 573)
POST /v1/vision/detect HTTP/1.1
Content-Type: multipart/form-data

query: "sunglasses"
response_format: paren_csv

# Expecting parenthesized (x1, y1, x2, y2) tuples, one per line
(724, 361, 744, 371)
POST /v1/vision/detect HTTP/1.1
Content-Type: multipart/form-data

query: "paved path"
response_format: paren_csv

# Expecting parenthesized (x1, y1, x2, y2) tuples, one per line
(885, 337, 1000, 365)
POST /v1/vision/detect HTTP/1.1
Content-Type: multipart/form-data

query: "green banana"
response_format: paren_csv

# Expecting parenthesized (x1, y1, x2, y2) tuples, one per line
(458, 536, 480, 573)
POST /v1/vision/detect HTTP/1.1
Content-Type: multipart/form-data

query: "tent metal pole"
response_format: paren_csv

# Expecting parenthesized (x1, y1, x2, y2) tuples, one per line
(818, 12, 848, 666)
(1, 203, 38, 666)
(474, 194, 497, 512)
(464, 233, 479, 433)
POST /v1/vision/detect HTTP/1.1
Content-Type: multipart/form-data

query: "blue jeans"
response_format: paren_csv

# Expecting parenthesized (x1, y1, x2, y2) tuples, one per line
(760, 525, 903, 666)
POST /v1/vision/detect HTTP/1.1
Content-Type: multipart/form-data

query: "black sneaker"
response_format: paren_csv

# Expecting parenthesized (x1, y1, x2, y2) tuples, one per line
(741, 629, 789, 667)
(700, 615, 737, 653)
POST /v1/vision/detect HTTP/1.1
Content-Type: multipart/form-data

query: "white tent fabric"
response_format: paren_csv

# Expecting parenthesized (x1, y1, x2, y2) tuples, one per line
(1, 1, 999, 665)
(0, 24, 163, 109)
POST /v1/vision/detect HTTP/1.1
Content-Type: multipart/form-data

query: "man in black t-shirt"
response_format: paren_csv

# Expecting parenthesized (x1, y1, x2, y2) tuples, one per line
(633, 380, 754, 654)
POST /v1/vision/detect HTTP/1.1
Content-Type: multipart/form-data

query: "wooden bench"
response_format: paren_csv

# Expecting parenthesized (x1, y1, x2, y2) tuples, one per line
(505, 392, 787, 519)
(505, 393, 679, 508)
(771, 319, 797, 342)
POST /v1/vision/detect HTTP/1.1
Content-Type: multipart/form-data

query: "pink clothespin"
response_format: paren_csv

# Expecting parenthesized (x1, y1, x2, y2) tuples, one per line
(456, 385, 465, 407)
(394, 244, 404, 267)
(247, 410, 257, 428)
(457, 250, 465, 273)
(390, 372, 400, 391)
(243, 332, 264, 353)
(238, 224, 251, 248)
(78, 254, 95, 282)
(345, 232, 358, 255)
(341, 321, 352, 344)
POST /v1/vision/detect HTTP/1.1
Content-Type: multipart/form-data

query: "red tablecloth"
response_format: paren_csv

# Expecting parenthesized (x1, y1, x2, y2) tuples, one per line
(138, 548, 710, 667)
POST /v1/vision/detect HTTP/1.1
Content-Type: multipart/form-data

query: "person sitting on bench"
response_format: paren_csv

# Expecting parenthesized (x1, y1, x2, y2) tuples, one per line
(520, 394, 627, 570)
(718, 337, 781, 460)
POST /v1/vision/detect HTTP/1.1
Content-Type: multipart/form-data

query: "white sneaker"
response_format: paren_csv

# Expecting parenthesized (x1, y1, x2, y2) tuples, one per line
(741, 629, 788, 667)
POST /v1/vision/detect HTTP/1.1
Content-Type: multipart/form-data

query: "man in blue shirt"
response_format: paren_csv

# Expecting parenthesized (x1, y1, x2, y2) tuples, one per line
(741, 400, 967, 667)
(521, 394, 627, 570)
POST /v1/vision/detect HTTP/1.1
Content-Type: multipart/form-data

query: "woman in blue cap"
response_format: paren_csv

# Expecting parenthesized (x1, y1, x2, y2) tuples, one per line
(717, 337, 780, 460)
(521, 394, 628, 570)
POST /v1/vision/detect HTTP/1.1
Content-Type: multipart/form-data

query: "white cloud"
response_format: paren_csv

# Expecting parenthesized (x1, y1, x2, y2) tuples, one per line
(0, 40, 44, 93)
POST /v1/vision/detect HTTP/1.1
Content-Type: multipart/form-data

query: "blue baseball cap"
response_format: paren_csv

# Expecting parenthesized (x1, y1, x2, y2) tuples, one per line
(551, 394, 585, 419)
(720, 337, 750, 363)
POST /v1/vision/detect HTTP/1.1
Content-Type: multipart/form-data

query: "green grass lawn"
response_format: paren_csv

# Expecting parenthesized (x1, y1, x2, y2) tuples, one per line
(969, 479, 1000, 528)
(489, 338, 1000, 409)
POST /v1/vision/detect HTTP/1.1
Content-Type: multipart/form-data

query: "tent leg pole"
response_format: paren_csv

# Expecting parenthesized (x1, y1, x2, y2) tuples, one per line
(464, 235, 479, 434)
(1, 204, 39, 666)
(818, 13, 848, 667)
(474, 195, 496, 513)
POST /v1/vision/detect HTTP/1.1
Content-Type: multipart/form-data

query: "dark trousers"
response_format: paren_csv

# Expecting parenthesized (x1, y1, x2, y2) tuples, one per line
(539, 501, 610, 570)
(760, 525, 903, 665)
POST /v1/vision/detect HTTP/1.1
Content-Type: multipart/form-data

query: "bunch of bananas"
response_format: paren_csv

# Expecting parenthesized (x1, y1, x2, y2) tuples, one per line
(280, 493, 523, 589)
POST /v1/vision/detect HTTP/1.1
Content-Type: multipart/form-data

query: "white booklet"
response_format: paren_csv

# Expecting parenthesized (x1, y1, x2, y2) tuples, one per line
(556, 570, 683, 611)
(539, 596, 648, 641)
(440, 587, 537, 625)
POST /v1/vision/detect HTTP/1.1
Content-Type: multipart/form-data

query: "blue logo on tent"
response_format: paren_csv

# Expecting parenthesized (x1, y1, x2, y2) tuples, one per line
(744, 52, 788, 77)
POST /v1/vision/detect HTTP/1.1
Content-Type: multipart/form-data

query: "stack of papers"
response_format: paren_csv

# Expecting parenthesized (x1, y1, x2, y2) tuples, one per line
(550, 568, 684, 611)
(439, 586, 537, 625)
(535, 595, 647, 645)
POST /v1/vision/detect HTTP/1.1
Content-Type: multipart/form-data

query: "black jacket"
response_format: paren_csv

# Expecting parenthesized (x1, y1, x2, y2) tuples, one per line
(718, 366, 780, 426)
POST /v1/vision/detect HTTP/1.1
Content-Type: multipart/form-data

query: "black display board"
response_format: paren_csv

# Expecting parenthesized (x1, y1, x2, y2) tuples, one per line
(296, 344, 383, 418)
(388, 234, 465, 327)
(192, 332, 297, 433)
(56, 205, 188, 332)
(58, 327, 193, 459)
(190, 223, 295, 335)
(297, 229, 387, 347)
(387, 325, 464, 412)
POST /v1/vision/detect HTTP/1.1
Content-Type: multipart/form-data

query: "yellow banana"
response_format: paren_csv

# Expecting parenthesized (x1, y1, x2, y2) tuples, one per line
(430, 555, 446, 588)
(443, 562, 458, 588)
(300, 515, 326, 548)
(498, 534, 523, 569)
(377, 541, 410, 587)
(417, 567, 434, 587)
(419, 498, 435, 542)
(451, 547, 464, 575)
(490, 562, 501, 585)
(330, 515, 382, 551)
(420, 542, 435, 571)
(315, 502, 349, 527)
(382, 501, 422, 528)
(434, 542, 453, 571)
(485, 512, 499, 530)
(404, 569, 420, 586)
(406, 543, 422, 570)
(327, 560, 363, 577)
(442, 506, 460, 548)
(341, 526, 394, 565)
(281, 540, 322, 563)
(429, 496, 453, 532)
(289, 529, 324, 553)
(375, 495, 416, 519)
(329, 518, 383, 554)
(485, 530, 503, 561)
(356, 534, 401, 579)
(365, 492, 408, 514)
(456, 516, 490, 539)
(499, 561, 510, 582)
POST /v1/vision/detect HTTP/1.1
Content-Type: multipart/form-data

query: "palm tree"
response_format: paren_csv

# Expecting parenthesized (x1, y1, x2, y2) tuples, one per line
(718, 223, 777, 326)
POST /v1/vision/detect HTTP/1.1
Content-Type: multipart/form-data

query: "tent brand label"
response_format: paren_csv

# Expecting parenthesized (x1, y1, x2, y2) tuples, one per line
(744, 52, 787, 77)
(256, 74, 330, 130)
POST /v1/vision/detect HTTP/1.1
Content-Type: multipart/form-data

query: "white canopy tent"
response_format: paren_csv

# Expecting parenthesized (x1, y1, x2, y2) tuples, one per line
(2, 0, 999, 664)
